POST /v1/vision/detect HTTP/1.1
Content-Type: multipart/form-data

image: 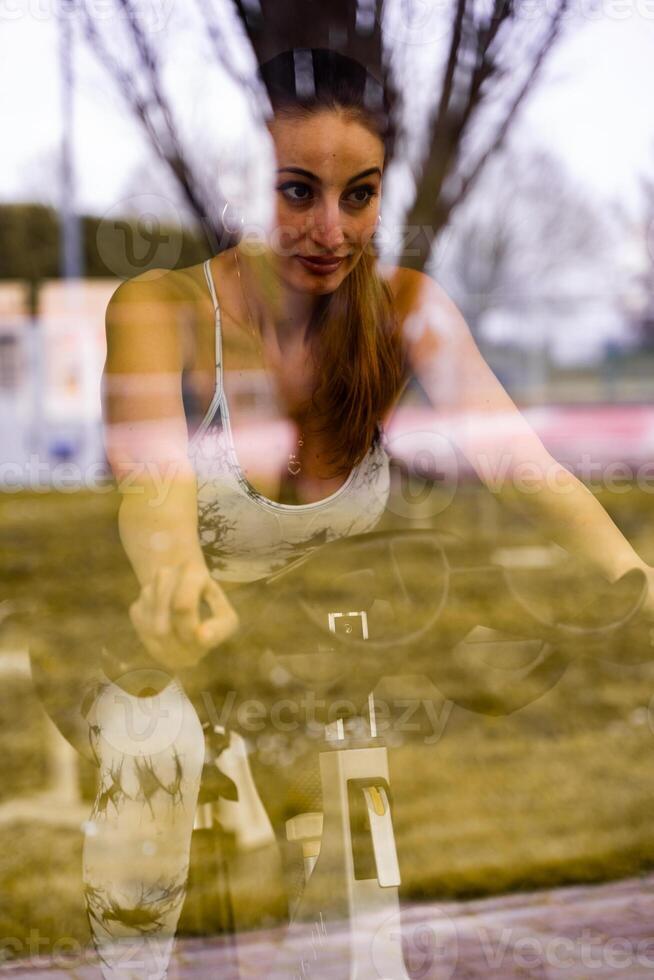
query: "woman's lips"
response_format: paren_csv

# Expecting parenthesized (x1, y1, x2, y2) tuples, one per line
(296, 255, 345, 275)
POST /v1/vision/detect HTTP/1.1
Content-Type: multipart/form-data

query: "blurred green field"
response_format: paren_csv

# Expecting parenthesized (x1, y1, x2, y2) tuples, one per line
(2, 480, 654, 960)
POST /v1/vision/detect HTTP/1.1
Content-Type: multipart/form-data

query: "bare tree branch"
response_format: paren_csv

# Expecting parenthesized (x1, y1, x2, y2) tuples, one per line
(436, 0, 468, 129)
(75, 0, 234, 251)
(401, 0, 573, 273)
(453, 0, 571, 216)
(193, 0, 270, 128)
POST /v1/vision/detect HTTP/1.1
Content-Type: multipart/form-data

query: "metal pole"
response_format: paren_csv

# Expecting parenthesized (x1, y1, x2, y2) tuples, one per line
(59, 3, 83, 280)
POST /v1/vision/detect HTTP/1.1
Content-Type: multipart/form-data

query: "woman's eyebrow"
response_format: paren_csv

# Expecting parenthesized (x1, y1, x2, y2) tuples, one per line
(276, 166, 382, 185)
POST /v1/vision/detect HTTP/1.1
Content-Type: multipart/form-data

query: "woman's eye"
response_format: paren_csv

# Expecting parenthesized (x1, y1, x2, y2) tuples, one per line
(345, 185, 377, 207)
(278, 182, 312, 203)
(277, 182, 378, 207)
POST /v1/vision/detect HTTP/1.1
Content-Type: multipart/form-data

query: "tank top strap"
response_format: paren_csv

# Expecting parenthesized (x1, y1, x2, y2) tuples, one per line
(203, 257, 219, 312)
(203, 258, 223, 392)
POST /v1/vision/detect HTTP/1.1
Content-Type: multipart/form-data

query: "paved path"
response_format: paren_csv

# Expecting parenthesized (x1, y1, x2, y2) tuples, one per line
(3, 874, 654, 978)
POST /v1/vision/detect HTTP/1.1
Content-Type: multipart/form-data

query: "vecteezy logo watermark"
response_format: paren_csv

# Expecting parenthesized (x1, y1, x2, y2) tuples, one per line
(96, 195, 183, 279)
(372, 908, 459, 980)
(381, 0, 453, 46)
(89, 673, 187, 758)
(385, 429, 458, 519)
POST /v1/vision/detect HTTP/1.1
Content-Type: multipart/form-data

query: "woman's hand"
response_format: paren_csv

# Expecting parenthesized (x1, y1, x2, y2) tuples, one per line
(128, 561, 239, 672)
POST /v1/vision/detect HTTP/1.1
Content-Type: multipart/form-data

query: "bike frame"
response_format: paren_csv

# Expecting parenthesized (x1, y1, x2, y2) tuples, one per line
(198, 604, 412, 978)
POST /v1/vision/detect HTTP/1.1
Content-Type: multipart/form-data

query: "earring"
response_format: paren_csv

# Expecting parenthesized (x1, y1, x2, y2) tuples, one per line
(221, 201, 244, 235)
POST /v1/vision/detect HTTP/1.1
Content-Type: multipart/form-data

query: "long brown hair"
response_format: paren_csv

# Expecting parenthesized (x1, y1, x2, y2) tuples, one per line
(258, 49, 409, 476)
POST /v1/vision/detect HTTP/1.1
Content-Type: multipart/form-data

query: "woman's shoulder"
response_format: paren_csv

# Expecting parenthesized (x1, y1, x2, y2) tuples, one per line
(108, 261, 210, 308)
(104, 262, 213, 373)
(377, 264, 443, 322)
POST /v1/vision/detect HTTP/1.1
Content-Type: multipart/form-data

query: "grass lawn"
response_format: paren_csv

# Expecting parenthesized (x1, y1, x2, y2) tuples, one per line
(2, 480, 654, 959)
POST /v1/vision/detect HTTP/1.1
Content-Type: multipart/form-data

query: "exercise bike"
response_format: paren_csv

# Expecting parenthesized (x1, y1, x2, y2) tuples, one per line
(29, 528, 653, 978)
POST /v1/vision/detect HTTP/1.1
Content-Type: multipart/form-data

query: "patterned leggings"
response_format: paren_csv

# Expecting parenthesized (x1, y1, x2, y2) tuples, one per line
(82, 676, 206, 980)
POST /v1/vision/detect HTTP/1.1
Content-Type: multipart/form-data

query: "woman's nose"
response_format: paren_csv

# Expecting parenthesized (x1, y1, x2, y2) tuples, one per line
(309, 201, 345, 251)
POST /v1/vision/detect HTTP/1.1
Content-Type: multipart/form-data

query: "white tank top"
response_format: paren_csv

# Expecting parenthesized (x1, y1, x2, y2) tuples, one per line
(186, 259, 391, 583)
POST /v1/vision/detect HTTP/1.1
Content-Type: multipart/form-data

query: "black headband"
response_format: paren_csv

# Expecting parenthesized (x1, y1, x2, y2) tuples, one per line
(260, 47, 387, 115)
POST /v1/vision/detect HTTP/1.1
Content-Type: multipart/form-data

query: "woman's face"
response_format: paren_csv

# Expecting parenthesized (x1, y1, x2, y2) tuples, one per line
(265, 109, 384, 295)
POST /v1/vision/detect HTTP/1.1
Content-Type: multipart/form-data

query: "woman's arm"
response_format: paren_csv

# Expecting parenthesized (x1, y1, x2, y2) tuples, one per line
(102, 271, 237, 667)
(393, 268, 650, 585)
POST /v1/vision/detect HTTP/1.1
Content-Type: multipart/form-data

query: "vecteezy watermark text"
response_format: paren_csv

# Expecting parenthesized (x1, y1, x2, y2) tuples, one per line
(0, 930, 170, 973)
(477, 925, 654, 972)
(6, 450, 654, 501)
(98, 684, 456, 758)
(474, 452, 654, 497)
(1, 0, 175, 32)
(0, 456, 178, 503)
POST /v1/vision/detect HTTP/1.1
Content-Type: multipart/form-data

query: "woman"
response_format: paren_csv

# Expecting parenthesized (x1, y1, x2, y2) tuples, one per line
(93, 48, 654, 978)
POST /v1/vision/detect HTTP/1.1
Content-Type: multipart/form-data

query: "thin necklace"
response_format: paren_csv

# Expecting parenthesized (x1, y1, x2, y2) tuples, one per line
(233, 249, 305, 477)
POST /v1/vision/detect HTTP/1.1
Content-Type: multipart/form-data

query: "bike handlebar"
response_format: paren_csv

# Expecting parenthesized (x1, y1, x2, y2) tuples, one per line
(25, 529, 654, 755)
(96, 530, 651, 696)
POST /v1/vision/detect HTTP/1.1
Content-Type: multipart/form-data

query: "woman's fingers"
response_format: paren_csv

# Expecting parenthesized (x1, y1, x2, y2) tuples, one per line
(195, 578, 239, 649)
(169, 562, 237, 650)
(151, 566, 179, 637)
(170, 563, 205, 645)
(129, 572, 192, 664)
(128, 592, 165, 660)
(128, 563, 239, 671)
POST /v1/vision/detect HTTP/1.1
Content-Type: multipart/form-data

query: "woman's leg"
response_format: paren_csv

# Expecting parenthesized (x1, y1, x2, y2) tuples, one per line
(81, 676, 205, 980)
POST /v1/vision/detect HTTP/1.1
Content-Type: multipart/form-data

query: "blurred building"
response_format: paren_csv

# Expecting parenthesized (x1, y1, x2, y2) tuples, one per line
(0, 279, 117, 489)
